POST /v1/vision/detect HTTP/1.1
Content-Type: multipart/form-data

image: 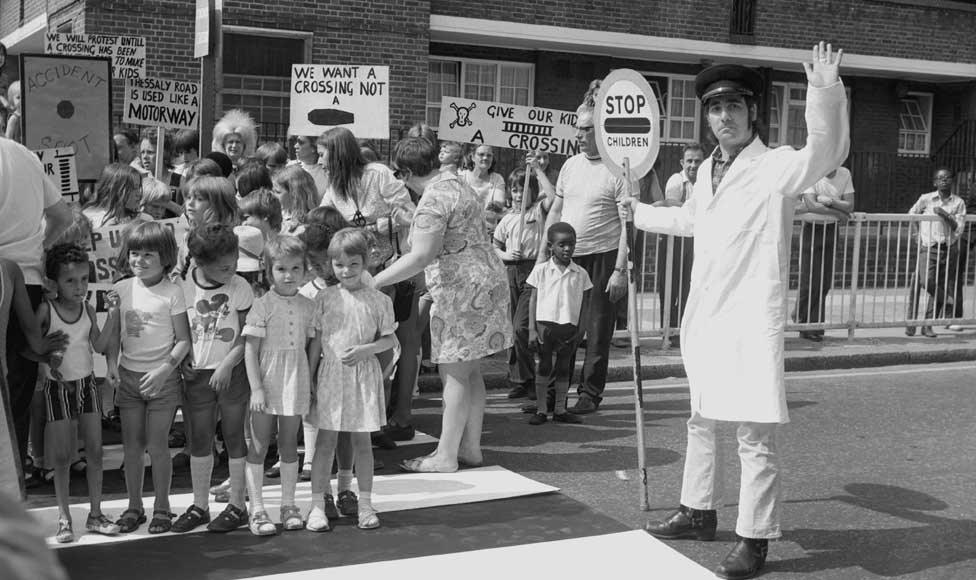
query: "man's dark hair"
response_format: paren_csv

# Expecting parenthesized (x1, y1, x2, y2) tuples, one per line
(115, 128, 139, 146)
(934, 167, 954, 179)
(682, 142, 705, 157)
(547, 221, 577, 242)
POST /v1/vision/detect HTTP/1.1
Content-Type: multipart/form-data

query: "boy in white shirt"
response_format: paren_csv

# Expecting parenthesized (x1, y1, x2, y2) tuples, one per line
(526, 222, 592, 425)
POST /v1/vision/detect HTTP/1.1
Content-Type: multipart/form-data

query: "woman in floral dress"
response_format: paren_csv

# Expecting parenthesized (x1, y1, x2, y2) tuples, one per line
(372, 137, 512, 473)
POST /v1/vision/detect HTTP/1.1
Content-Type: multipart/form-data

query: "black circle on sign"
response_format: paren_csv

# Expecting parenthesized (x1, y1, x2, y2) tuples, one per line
(57, 100, 75, 119)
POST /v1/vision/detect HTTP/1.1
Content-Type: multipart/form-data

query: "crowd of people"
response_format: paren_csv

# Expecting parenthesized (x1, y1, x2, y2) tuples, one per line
(0, 97, 639, 546)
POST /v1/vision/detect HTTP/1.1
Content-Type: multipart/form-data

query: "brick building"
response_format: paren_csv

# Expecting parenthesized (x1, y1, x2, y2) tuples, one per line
(2, 0, 975, 210)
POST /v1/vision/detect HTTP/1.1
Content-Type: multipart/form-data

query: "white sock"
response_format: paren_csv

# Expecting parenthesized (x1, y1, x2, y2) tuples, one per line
(359, 490, 373, 512)
(337, 469, 354, 494)
(280, 461, 299, 507)
(228, 457, 246, 509)
(245, 461, 265, 514)
(302, 423, 317, 467)
(190, 455, 214, 510)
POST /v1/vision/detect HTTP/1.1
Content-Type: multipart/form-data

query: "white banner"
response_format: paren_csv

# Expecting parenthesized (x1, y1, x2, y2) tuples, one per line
(123, 78, 201, 130)
(34, 147, 79, 199)
(44, 33, 146, 79)
(288, 65, 389, 139)
(437, 97, 580, 156)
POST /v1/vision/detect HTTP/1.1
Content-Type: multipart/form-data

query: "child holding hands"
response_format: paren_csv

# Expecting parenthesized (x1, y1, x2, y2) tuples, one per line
(307, 228, 397, 531)
(110, 221, 191, 534)
(37, 244, 119, 542)
(243, 236, 316, 535)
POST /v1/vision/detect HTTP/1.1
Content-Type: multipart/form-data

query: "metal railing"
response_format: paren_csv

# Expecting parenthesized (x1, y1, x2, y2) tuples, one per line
(632, 213, 976, 345)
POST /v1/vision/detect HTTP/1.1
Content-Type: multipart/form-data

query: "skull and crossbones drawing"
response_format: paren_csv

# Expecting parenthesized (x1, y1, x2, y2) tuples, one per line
(449, 102, 476, 129)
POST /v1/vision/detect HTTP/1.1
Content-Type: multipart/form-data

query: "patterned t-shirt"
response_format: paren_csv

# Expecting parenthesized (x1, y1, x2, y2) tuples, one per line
(183, 269, 253, 369)
(115, 276, 187, 372)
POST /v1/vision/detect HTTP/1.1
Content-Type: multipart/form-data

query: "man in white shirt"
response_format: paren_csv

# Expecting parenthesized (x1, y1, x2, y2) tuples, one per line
(905, 168, 965, 338)
(540, 99, 631, 415)
(793, 167, 854, 341)
(0, 138, 72, 477)
(653, 144, 704, 346)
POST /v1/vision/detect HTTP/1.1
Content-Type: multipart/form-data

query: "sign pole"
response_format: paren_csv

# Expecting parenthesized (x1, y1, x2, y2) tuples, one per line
(514, 161, 532, 248)
(621, 156, 649, 511)
(155, 126, 165, 180)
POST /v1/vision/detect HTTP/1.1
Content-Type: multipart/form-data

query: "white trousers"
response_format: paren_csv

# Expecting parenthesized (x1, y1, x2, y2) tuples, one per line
(679, 411, 782, 539)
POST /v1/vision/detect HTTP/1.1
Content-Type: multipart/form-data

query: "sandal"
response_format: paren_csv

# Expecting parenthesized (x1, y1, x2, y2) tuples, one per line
(248, 510, 277, 536)
(337, 490, 359, 517)
(324, 494, 340, 520)
(207, 503, 248, 533)
(171, 504, 211, 533)
(357, 508, 380, 530)
(305, 506, 331, 532)
(280, 505, 303, 531)
(86, 513, 120, 536)
(55, 519, 74, 543)
(70, 458, 88, 476)
(148, 510, 175, 534)
(116, 508, 146, 533)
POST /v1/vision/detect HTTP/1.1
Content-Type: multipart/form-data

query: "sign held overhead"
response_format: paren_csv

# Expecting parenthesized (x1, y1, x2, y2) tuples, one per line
(44, 33, 146, 79)
(289, 65, 389, 139)
(123, 77, 201, 130)
(593, 69, 660, 181)
(437, 97, 580, 156)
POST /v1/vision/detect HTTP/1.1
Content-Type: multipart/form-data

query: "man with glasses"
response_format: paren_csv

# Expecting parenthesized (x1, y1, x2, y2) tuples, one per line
(537, 95, 633, 415)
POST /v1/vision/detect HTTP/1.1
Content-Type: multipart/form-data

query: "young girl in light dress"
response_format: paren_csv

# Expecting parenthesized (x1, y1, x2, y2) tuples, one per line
(307, 228, 397, 532)
(243, 235, 316, 535)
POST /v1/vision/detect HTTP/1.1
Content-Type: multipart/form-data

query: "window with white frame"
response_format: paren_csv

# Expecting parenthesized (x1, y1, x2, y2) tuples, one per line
(768, 83, 808, 149)
(899, 92, 933, 155)
(222, 28, 311, 143)
(427, 57, 534, 128)
(642, 74, 701, 143)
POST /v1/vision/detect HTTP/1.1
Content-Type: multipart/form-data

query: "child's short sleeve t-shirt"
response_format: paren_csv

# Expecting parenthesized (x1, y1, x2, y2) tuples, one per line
(493, 204, 545, 260)
(184, 270, 253, 369)
(115, 276, 187, 372)
(526, 259, 593, 326)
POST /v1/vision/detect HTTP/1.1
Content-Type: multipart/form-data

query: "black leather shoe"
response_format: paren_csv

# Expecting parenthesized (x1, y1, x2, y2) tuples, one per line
(714, 536, 768, 579)
(569, 396, 599, 415)
(644, 504, 717, 541)
(507, 385, 528, 399)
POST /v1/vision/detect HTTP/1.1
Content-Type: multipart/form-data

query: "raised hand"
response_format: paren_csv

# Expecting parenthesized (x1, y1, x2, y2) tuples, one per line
(802, 41, 843, 88)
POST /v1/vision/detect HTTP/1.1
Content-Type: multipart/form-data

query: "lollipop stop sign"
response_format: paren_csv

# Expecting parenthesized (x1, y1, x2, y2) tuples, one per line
(594, 69, 660, 181)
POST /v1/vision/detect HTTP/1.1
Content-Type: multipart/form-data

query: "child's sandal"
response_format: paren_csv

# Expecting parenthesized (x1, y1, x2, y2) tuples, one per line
(357, 508, 380, 530)
(55, 519, 74, 543)
(116, 508, 146, 533)
(147, 510, 175, 534)
(248, 510, 277, 536)
(280, 505, 303, 531)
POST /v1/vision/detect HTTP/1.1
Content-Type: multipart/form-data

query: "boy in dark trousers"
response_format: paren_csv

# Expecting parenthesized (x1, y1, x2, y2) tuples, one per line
(526, 222, 592, 425)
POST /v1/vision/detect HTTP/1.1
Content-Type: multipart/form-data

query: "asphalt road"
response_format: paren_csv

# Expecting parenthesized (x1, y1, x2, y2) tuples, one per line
(470, 361, 976, 580)
(32, 361, 976, 579)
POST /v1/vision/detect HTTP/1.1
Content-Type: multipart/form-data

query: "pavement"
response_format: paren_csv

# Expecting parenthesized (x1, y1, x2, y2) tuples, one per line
(417, 324, 976, 392)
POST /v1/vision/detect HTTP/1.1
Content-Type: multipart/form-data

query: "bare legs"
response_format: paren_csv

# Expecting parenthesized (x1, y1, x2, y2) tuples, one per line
(402, 358, 485, 472)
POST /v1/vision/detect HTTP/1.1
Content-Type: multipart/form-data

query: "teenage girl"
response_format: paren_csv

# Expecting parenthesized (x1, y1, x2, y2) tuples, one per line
(243, 235, 316, 535)
(171, 224, 253, 534)
(110, 221, 191, 534)
(307, 228, 398, 531)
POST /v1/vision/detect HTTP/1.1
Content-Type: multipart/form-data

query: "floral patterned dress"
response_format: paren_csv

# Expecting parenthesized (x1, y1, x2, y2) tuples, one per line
(411, 172, 513, 363)
(312, 284, 397, 432)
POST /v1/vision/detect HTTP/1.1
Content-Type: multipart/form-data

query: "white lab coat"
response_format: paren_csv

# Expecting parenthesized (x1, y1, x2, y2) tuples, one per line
(633, 82, 849, 423)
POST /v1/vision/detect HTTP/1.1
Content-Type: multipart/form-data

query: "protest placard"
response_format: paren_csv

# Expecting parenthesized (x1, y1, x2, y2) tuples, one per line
(437, 97, 580, 156)
(44, 33, 146, 79)
(289, 65, 389, 139)
(123, 77, 201, 130)
(20, 54, 112, 182)
(34, 147, 79, 199)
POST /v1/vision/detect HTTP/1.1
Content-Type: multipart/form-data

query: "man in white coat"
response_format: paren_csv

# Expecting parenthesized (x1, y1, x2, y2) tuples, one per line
(620, 43, 850, 580)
